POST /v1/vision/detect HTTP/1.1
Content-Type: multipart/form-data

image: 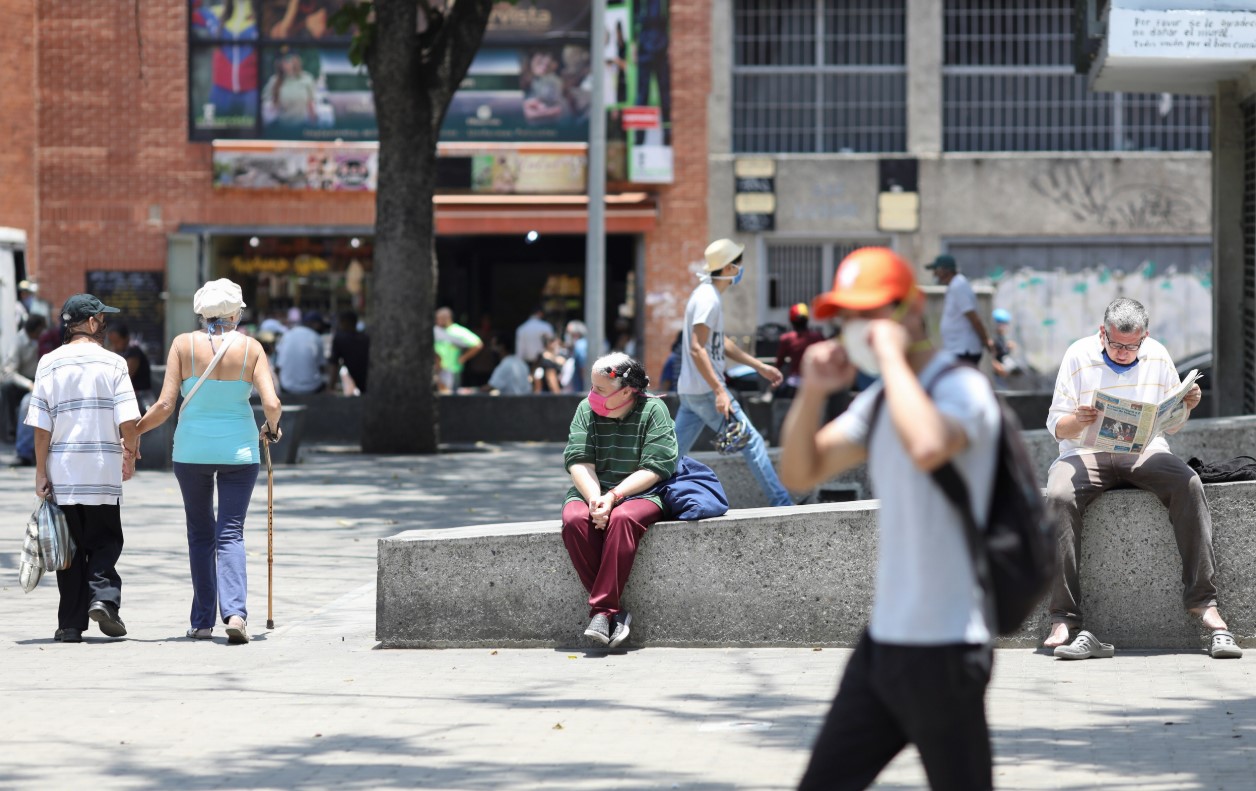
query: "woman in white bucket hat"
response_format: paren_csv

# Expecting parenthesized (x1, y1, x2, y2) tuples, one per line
(135, 279, 282, 644)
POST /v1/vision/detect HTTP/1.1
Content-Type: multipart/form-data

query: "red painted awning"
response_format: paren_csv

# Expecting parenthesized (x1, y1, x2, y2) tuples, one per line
(433, 192, 657, 235)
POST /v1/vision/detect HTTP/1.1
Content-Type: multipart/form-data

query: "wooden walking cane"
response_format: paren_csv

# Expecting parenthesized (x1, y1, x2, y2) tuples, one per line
(262, 428, 275, 630)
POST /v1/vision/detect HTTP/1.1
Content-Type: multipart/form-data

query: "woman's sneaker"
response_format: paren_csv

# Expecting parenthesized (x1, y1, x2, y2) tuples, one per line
(609, 612, 632, 649)
(225, 617, 250, 644)
(583, 613, 610, 645)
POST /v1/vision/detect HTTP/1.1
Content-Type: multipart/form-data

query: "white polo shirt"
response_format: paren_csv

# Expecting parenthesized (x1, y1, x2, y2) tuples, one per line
(1046, 332, 1180, 461)
(26, 342, 140, 506)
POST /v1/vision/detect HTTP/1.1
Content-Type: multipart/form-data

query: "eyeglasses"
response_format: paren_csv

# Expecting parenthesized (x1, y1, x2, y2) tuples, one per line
(1103, 331, 1144, 353)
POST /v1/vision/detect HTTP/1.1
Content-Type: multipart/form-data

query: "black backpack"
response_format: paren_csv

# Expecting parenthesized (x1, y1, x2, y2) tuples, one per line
(869, 364, 1056, 635)
(1187, 456, 1256, 483)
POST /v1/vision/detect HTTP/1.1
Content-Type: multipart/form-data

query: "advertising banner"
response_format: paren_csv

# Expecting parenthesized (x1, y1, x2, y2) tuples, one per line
(190, 0, 672, 183)
(212, 143, 377, 190)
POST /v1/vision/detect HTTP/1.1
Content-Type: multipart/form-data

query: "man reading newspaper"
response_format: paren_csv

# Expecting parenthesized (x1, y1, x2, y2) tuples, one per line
(1043, 298, 1241, 660)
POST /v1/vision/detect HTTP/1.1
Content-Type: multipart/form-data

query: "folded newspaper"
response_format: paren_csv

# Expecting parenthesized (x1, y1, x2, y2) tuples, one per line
(1081, 369, 1202, 454)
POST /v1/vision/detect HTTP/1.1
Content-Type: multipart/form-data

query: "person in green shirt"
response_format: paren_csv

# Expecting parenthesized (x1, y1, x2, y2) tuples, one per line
(563, 353, 678, 648)
(434, 307, 483, 393)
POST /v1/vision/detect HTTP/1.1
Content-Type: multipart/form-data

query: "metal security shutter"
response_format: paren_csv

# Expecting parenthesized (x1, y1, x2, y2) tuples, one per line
(766, 243, 824, 311)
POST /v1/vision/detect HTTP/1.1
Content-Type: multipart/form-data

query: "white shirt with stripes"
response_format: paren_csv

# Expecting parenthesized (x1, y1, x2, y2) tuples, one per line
(26, 342, 140, 505)
(1046, 332, 1180, 462)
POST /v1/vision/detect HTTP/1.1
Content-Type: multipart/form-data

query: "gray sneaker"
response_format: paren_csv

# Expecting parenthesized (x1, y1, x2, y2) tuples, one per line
(609, 612, 632, 649)
(584, 613, 610, 645)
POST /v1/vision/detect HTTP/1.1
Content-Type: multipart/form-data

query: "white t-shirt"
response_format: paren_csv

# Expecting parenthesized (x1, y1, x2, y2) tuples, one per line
(940, 273, 982, 356)
(1046, 332, 1179, 461)
(834, 352, 1001, 645)
(275, 324, 325, 394)
(515, 316, 554, 363)
(26, 343, 140, 506)
(678, 281, 725, 395)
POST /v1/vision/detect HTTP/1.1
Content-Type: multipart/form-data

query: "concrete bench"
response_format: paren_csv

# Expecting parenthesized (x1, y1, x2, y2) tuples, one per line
(377, 481, 1256, 649)
(702, 415, 1256, 509)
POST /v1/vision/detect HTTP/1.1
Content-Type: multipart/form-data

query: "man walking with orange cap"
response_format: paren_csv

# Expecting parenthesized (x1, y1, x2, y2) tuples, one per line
(780, 247, 1002, 790)
(673, 238, 792, 506)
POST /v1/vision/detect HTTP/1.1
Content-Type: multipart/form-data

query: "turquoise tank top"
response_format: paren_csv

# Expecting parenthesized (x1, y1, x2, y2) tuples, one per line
(172, 334, 261, 466)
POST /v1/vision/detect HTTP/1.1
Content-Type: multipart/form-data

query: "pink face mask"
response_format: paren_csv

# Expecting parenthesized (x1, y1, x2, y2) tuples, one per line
(588, 387, 636, 417)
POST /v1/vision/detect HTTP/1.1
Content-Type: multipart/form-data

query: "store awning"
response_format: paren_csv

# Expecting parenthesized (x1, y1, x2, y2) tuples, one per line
(433, 192, 658, 235)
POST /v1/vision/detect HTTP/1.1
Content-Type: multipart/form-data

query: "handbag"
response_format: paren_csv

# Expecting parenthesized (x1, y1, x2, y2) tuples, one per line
(179, 331, 239, 416)
(19, 511, 43, 592)
(37, 497, 75, 572)
(645, 456, 730, 521)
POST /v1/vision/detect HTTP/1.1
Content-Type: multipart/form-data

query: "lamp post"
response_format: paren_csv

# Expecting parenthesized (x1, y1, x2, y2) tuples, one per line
(584, 0, 607, 362)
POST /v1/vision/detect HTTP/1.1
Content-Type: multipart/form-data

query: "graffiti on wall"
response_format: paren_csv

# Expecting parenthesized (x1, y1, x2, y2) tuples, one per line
(985, 264, 1212, 381)
(1029, 161, 1207, 233)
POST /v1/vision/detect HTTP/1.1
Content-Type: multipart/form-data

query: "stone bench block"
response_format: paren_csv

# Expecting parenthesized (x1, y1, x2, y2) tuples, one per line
(377, 482, 1256, 649)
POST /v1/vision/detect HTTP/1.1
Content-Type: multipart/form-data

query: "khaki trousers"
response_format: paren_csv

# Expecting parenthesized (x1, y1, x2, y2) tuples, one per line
(1045, 450, 1218, 628)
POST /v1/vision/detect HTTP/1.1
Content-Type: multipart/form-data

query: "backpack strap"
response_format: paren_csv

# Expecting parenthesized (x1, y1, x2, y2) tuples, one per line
(865, 361, 968, 442)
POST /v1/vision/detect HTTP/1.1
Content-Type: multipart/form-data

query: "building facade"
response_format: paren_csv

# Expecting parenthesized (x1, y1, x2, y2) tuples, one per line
(0, 0, 711, 383)
(704, 0, 1214, 383)
(1085, 0, 1255, 416)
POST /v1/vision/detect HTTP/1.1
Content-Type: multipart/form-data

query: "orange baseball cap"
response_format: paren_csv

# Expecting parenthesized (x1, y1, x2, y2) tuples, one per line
(813, 247, 917, 318)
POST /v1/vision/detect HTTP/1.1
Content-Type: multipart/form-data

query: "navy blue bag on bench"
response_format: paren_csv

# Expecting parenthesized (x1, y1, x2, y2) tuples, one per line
(646, 456, 730, 520)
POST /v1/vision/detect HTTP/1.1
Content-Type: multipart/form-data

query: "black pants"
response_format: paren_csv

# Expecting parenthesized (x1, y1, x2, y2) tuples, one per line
(2, 382, 26, 438)
(798, 631, 994, 791)
(56, 503, 124, 631)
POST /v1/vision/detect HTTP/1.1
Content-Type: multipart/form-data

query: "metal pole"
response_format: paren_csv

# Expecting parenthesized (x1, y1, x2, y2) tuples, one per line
(585, 0, 607, 362)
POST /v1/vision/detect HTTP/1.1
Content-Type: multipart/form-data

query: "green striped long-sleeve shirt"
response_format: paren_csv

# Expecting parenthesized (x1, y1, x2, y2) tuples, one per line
(563, 396, 678, 508)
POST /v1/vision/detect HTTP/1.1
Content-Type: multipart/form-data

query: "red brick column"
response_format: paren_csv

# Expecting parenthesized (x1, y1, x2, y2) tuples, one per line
(640, 0, 710, 383)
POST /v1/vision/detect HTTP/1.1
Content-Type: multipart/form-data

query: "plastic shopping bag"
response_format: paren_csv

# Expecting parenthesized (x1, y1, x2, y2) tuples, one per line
(36, 498, 74, 572)
(19, 512, 43, 593)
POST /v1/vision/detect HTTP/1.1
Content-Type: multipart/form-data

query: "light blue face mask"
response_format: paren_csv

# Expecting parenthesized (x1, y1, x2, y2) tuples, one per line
(711, 265, 743, 285)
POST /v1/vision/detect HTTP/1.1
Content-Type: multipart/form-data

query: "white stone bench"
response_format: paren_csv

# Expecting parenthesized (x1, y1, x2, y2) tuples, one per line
(377, 481, 1256, 649)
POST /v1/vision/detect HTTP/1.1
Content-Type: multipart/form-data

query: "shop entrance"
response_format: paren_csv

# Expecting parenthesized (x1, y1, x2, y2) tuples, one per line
(436, 232, 638, 387)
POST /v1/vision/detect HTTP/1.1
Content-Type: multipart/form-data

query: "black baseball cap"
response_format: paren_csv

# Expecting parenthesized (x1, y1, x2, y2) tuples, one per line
(61, 294, 121, 324)
(925, 254, 958, 271)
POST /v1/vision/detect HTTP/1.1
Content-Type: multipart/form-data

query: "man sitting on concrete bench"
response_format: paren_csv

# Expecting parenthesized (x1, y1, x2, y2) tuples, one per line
(1043, 297, 1241, 660)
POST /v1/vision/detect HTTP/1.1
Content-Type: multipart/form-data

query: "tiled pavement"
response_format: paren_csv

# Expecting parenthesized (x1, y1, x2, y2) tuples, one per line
(2, 443, 1253, 790)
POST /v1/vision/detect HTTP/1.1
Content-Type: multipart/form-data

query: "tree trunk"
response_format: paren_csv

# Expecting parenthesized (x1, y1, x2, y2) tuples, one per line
(362, 0, 435, 453)
(360, 0, 494, 454)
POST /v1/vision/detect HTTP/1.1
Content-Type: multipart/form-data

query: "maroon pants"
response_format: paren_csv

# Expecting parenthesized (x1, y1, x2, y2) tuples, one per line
(561, 498, 663, 617)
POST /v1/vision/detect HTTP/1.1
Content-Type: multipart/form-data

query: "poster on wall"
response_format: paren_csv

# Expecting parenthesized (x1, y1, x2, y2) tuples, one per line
(212, 142, 377, 190)
(188, 0, 671, 182)
(619, 0, 673, 183)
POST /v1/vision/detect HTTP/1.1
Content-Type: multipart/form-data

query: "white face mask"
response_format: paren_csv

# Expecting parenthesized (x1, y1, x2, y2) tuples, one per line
(841, 318, 881, 375)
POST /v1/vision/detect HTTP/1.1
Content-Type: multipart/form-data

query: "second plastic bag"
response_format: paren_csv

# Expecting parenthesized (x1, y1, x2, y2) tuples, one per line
(19, 514, 43, 592)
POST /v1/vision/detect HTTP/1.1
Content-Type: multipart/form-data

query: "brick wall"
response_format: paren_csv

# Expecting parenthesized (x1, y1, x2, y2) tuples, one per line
(0, 0, 37, 250)
(640, 0, 710, 380)
(33, 0, 373, 309)
(28, 0, 706, 375)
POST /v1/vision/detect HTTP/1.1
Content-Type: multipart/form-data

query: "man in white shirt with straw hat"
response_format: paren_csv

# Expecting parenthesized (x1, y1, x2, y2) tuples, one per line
(673, 238, 792, 507)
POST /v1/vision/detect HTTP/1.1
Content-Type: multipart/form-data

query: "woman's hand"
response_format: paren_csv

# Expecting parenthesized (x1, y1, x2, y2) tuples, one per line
(261, 424, 283, 444)
(589, 492, 616, 529)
